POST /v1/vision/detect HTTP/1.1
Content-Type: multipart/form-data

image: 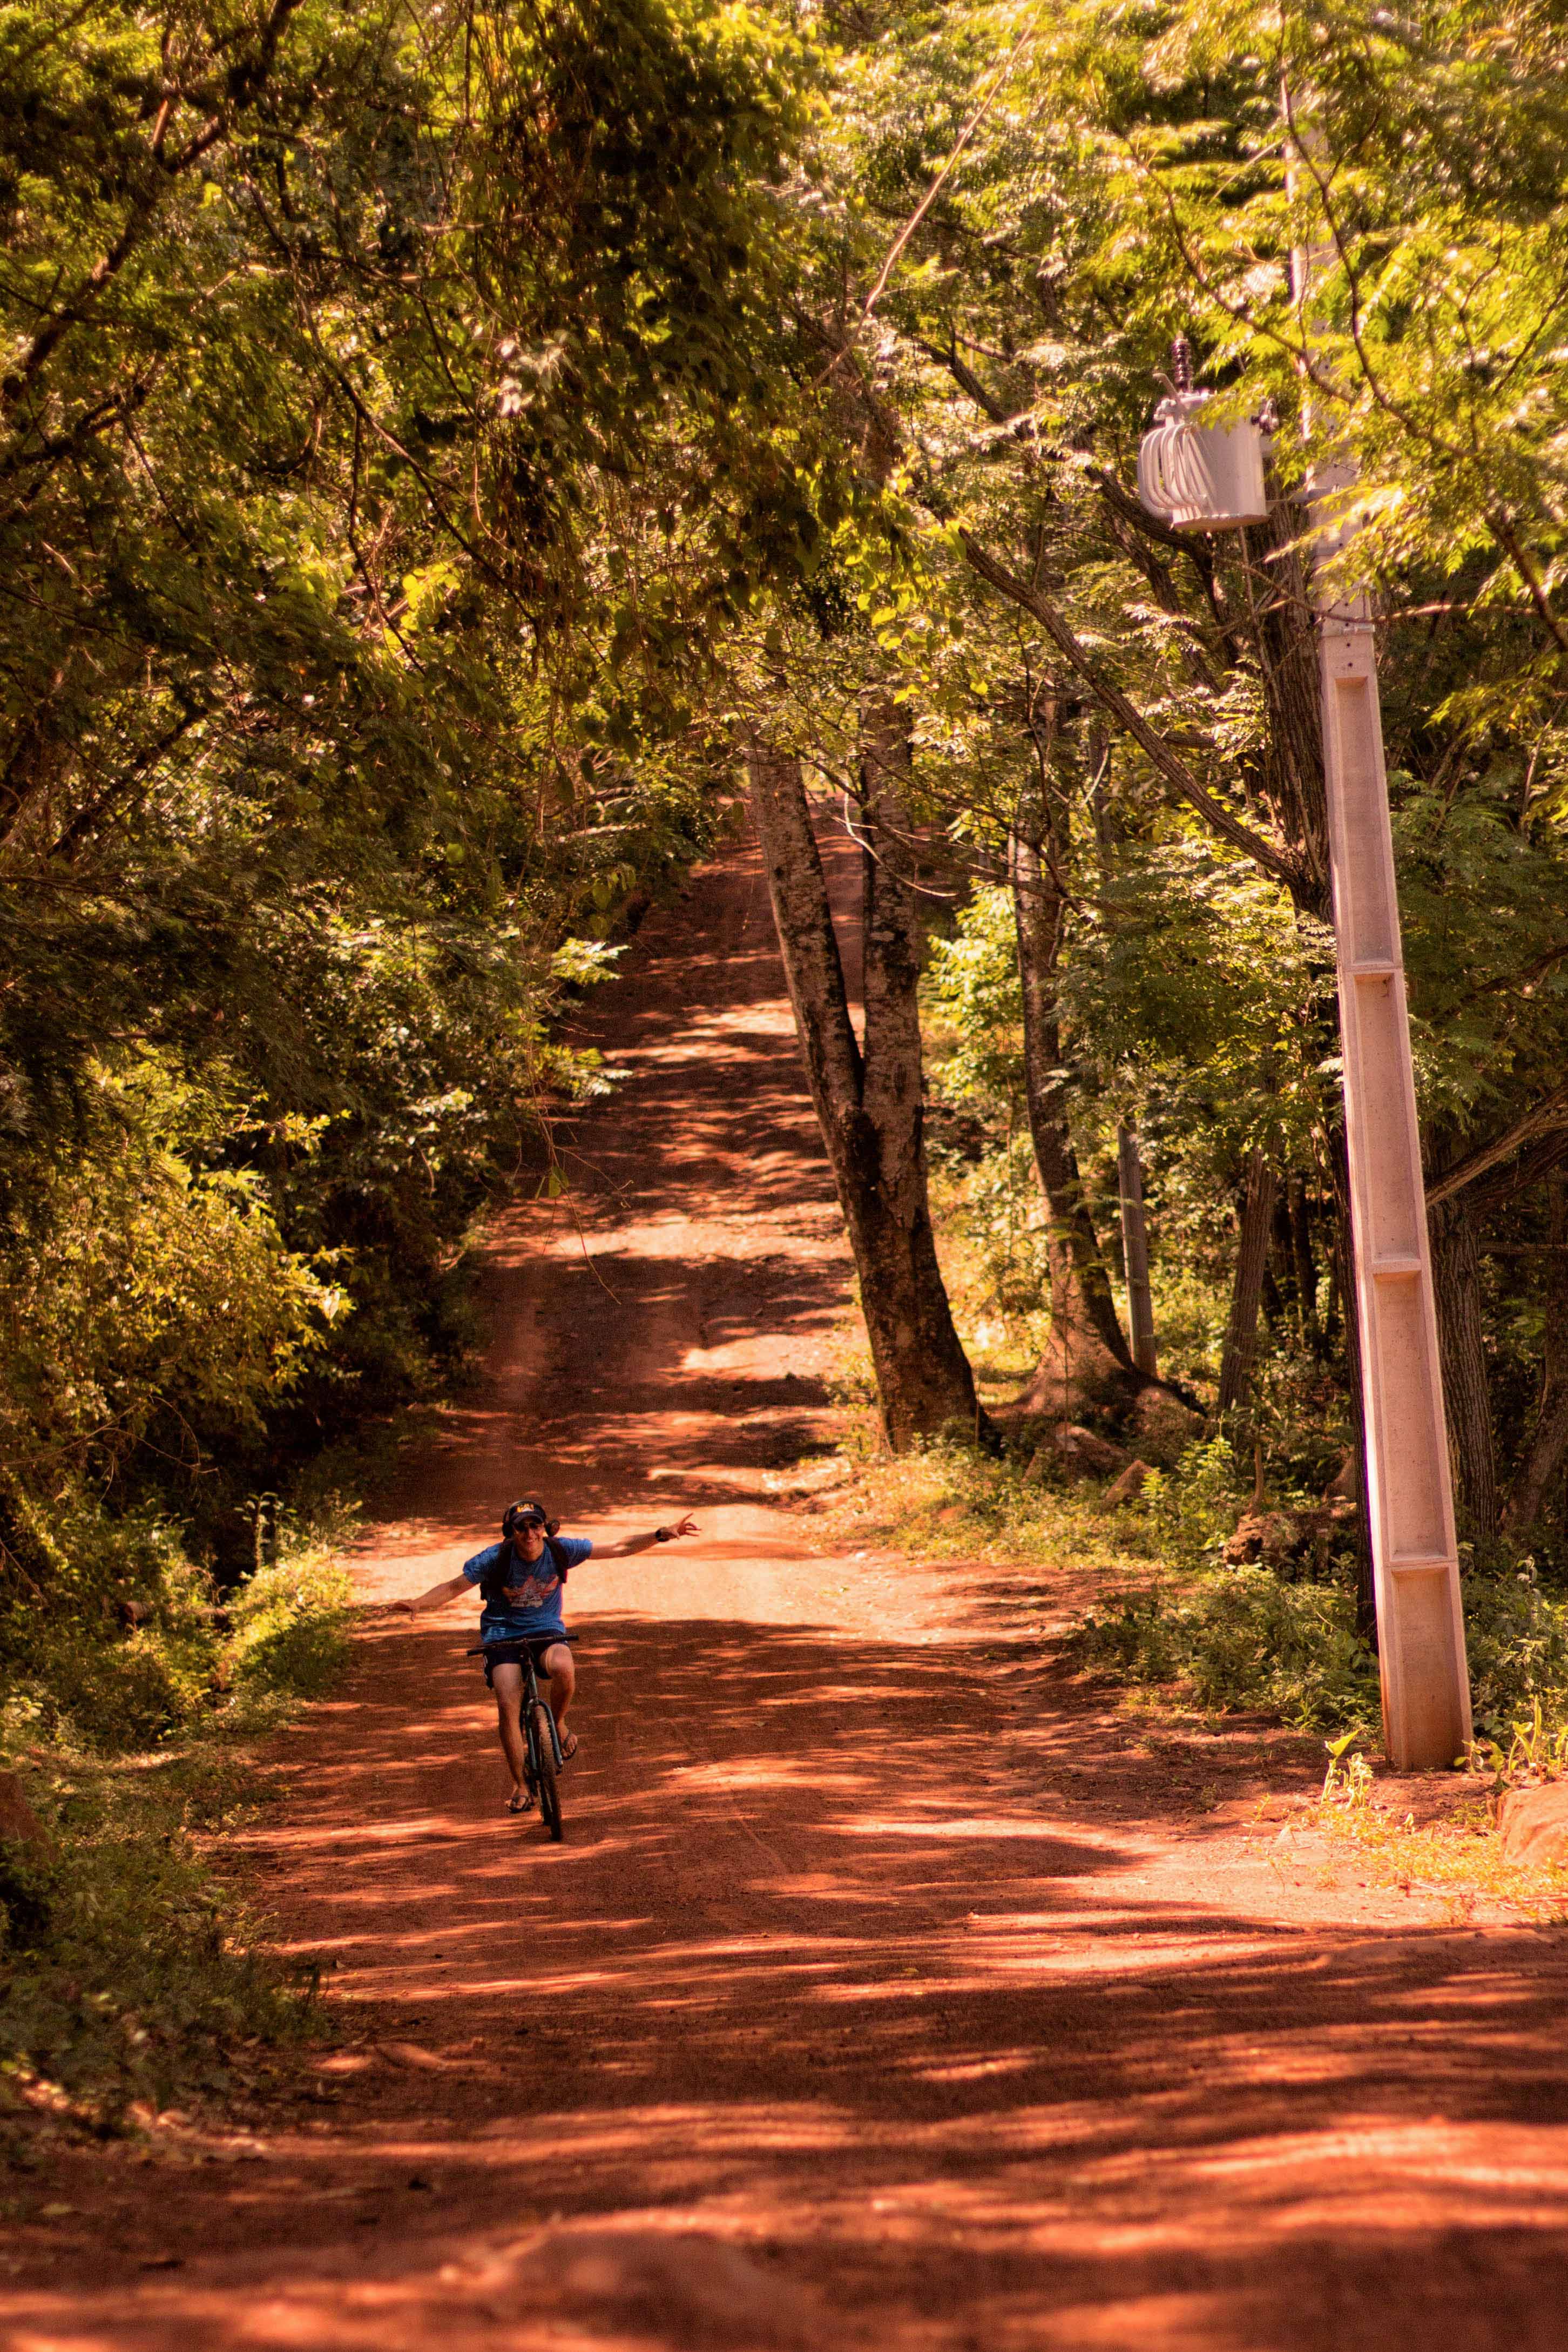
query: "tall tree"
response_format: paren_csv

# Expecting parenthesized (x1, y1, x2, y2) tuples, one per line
(0, 0, 821, 1573)
(1009, 752, 1140, 1415)
(747, 730, 988, 1449)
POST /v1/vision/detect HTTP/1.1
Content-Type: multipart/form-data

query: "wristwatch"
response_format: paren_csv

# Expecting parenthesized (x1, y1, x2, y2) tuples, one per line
(654, 1525, 675, 1542)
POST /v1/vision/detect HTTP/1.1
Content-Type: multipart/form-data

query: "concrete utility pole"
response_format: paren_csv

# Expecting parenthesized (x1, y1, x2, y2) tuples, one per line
(1289, 115, 1473, 1768)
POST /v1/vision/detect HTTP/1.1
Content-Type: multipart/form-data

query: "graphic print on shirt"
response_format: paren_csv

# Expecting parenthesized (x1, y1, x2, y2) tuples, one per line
(463, 1533, 593, 1643)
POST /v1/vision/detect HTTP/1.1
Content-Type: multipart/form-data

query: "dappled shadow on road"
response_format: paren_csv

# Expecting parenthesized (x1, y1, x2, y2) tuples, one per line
(367, 831, 856, 1551)
(417, 1241, 847, 1528)
(532, 830, 854, 1239)
(258, 1617, 1568, 2136)
(36, 1605, 1568, 2351)
(17, 823, 1568, 2352)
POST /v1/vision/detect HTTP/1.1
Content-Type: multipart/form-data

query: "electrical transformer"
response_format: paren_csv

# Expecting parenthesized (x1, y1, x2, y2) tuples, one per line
(1135, 342, 1268, 532)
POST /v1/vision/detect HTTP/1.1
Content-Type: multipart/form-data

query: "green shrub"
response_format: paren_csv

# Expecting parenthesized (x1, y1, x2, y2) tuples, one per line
(0, 1486, 352, 1751)
(13, 1624, 215, 1753)
(1140, 1437, 1248, 1573)
(0, 1493, 218, 1750)
(1074, 1567, 1382, 1729)
(1, 1750, 325, 2126)
(0, 1525, 352, 2128)
(228, 1556, 352, 1711)
(1075, 1553, 1568, 1744)
(1463, 1563, 1568, 1746)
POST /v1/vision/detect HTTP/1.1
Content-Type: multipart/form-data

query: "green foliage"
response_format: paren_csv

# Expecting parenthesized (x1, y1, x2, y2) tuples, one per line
(924, 888, 1027, 1117)
(0, 1492, 350, 1753)
(1, 1060, 338, 1499)
(0, 0, 823, 1621)
(1077, 1502, 1568, 1741)
(227, 1557, 354, 1714)
(1075, 1572, 1383, 1732)
(1139, 1439, 1248, 1573)
(1471, 1695, 1568, 1785)
(1463, 1564, 1568, 1749)
(929, 1137, 1058, 1325)
(1, 1540, 350, 2128)
(1, 1750, 326, 2129)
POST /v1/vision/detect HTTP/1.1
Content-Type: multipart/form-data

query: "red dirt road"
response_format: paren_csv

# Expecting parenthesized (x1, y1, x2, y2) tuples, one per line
(9, 831, 1568, 2351)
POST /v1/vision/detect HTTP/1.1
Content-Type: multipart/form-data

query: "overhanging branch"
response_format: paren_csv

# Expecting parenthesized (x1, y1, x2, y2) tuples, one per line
(1426, 1085, 1568, 1210)
(958, 531, 1315, 907)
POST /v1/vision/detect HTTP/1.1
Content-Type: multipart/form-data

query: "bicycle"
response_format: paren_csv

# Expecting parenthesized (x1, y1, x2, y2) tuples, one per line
(469, 1642, 565, 1840)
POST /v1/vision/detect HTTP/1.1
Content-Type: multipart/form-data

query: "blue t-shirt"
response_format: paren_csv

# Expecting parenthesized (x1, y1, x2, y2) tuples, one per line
(463, 1535, 592, 1645)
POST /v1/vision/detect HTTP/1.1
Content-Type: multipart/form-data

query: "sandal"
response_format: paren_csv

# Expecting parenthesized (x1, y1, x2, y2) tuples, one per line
(558, 1732, 578, 1767)
(508, 1787, 533, 1814)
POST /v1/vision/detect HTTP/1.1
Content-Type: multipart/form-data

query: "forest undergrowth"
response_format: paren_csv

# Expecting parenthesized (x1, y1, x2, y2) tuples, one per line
(0, 1529, 353, 2156)
(812, 1416, 1568, 1919)
(813, 1159, 1568, 1853)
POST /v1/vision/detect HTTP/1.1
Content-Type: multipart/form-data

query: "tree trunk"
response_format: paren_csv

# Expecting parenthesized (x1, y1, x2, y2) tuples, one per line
(1218, 1150, 1276, 1417)
(1506, 1381, 1568, 1539)
(1250, 488, 1332, 907)
(1287, 1173, 1321, 1350)
(1326, 1124, 1378, 1643)
(1117, 1124, 1158, 1377)
(1269, 1190, 1297, 1324)
(1503, 1175, 1568, 1533)
(1010, 767, 1137, 1417)
(746, 733, 986, 1452)
(1427, 1187, 1498, 1540)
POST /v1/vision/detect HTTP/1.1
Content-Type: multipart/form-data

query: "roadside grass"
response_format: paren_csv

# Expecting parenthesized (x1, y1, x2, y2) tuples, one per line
(1315, 1804, 1568, 1922)
(812, 1431, 1159, 1579)
(802, 1144, 1568, 1926)
(1314, 1743, 1568, 1923)
(801, 1392, 1568, 1919)
(1, 1542, 352, 2152)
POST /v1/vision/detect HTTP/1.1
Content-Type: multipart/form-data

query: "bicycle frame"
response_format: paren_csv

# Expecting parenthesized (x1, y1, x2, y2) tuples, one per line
(468, 1641, 566, 1779)
(518, 1646, 566, 1777)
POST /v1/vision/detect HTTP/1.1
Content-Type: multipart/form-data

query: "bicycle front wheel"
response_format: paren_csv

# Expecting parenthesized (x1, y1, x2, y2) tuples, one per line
(531, 1702, 563, 1841)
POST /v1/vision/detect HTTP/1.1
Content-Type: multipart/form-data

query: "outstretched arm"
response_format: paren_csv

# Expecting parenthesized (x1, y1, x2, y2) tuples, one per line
(389, 1572, 470, 1617)
(592, 1513, 700, 1562)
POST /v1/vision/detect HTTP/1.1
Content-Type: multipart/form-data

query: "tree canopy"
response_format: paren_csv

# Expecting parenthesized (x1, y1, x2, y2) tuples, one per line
(0, 0, 823, 1627)
(6, 0, 1568, 1704)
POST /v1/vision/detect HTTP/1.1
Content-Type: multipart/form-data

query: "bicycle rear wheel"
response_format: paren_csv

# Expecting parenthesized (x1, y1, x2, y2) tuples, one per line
(531, 1702, 563, 1841)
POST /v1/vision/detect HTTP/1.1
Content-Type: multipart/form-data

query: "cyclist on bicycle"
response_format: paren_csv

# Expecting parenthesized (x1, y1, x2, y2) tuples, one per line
(390, 1499, 699, 1812)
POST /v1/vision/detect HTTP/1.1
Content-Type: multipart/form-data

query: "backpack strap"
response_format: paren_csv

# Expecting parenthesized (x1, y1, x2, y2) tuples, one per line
(479, 1539, 513, 1609)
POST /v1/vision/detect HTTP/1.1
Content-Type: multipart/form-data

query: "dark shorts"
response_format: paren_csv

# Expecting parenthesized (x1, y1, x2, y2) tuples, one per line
(480, 1635, 573, 1689)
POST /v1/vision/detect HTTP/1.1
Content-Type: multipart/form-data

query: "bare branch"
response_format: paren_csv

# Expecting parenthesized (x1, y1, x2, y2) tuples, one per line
(859, 23, 1039, 331)
(1426, 1086, 1568, 1209)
